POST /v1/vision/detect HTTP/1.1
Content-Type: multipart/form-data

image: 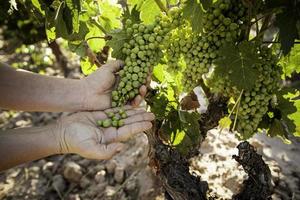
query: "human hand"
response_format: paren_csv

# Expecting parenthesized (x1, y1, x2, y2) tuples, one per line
(54, 106, 154, 160)
(80, 60, 148, 111)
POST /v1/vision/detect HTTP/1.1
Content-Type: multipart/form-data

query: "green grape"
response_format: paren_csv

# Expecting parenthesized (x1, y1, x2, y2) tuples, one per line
(112, 120, 119, 127)
(102, 119, 112, 128)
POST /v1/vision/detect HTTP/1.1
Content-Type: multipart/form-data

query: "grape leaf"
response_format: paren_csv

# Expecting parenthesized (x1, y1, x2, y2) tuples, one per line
(267, 119, 291, 144)
(85, 24, 105, 53)
(80, 57, 97, 75)
(122, 5, 141, 25)
(219, 116, 232, 129)
(152, 63, 165, 83)
(64, 0, 81, 34)
(161, 109, 201, 155)
(214, 42, 260, 91)
(140, 0, 162, 24)
(99, 1, 122, 31)
(277, 89, 300, 137)
(127, 0, 144, 9)
(279, 44, 300, 77)
(182, 0, 204, 33)
(275, 8, 299, 55)
(106, 29, 129, 60)
(148, 91, 170, 121)
(54, 1, 69, 39)
(200, 0, 212, 10)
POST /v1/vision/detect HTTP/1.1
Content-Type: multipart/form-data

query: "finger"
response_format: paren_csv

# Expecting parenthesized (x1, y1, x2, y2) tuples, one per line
(131, 95, 143, 107)
(139, 85, 147, 97)
(95, 143, 124, 160)
(107, 122, 152, 143)
(103, 60, 124, 73)
(125, 108, 146, 117)
(123, 112, 155, 125)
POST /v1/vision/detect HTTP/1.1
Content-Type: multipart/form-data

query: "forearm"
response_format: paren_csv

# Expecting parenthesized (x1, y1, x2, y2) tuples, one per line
(0, 62, 84, 112)
(0, 124, 59, 171)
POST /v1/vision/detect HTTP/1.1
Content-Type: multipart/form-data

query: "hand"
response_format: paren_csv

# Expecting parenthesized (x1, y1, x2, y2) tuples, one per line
(54, 106, 154, 160)
(81, 60, 148, 111)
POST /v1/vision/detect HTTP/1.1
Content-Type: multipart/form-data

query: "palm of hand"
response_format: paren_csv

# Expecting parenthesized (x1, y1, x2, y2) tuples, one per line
(56, 107, 154, 160)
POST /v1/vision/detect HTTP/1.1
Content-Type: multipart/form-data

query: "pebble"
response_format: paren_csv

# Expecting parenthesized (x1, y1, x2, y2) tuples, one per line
(63, 161, 83, 183)
(105, 186, 116, 197)
(105, 160, 117, 174)
(114, 166, 125, 184)
(95, 170, 106, 183)
(52, 175, 66, 193)
(79, 176, 90, 189)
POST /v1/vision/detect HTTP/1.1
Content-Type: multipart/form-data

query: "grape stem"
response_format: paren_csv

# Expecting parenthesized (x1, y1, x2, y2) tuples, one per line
(154, 0, 168, 14)
(232, 90, 243, 131)
(263, 41, 300, 44)
(228, 89, 244, 119)
(86, 36, 112, 41)
(92, 20, 108, 35)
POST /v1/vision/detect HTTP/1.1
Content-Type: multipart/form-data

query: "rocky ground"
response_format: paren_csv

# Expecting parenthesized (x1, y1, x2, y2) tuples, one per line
(0, 106, 299, 200)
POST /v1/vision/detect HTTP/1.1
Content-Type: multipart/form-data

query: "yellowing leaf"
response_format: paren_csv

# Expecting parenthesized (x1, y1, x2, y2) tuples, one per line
(219, 117, 232, 129)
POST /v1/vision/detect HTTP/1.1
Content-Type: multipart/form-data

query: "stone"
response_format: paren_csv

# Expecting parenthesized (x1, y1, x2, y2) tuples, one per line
(63, 162, 83, 183)
(52, 175, 66, 193)
(105, 160, 117, 174)
(95, 170, 106, 183)
(114, 166, 125, 184)
(79, 176, 90, 189)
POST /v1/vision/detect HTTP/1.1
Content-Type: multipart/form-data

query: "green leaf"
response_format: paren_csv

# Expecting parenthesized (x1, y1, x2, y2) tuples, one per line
(275, 8, 298, 55)
(279, 44, 300, 77)
(200, 0, 212, 10)
(148, 90, 169, 120)
(106, 29, 129, 60)
(214, 42, 260, 91)
(68, 41, 86, 57)
(182, 0, 204, 33)
(152, 63, 165, 83)
(162, 109, 202, 155)
(54, 2, 69, 38)
(99, 1, 122, 31)
(122, 5, 141, 25)
(80, 57, 97, 75)
(64, 0, 81, 33)
(267, 119, 291, 144)
(219, 117, 232, 129)
(31, 0, 45, 14)
(127, 0, 144, 9)
(140, 0, 162, 24)
(277, 89, 300, 137)
(85, 24, 105, 53)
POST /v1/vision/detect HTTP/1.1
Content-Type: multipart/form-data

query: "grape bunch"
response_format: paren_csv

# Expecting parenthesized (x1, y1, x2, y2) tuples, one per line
(111, 17, 170, 107)
(210, 47, 281, 139)
(180, 0, 246, 92)
(235, 50, 281, 138)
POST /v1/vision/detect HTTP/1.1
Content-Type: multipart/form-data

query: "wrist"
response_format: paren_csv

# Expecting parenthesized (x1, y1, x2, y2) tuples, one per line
(45, 123, 63, 155)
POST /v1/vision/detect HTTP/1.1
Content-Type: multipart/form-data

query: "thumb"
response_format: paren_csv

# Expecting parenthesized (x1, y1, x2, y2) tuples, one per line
(96, 143, 124, 160)
(103, 60, 124, 73)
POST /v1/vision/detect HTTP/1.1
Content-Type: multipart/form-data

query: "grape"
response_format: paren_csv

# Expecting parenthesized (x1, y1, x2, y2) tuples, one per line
(102, 119, 112, 128)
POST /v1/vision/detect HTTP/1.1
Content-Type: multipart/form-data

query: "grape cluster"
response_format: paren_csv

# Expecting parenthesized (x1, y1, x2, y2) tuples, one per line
(210, 48, 281, 138)
(97, 108, 127, 128)
(180, 0, 246, 91)
(235, 50, 281, 138)
(111, 15, 175, 107)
